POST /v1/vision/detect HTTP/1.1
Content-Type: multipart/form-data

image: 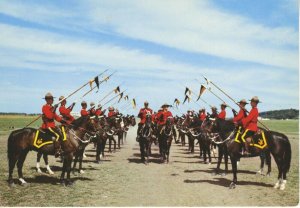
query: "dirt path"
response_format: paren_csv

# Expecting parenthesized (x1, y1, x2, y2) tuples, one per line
(0, 126, 298, 206)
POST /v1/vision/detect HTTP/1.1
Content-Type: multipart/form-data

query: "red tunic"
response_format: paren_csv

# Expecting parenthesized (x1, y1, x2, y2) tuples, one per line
(199, 112, 206, 121)
(233, 109, 246, 123)
(108, 111, 116, 117)
(95, 109, 103, 116)
(42, 104, 62, 129)
(59, 105, 74, 123)
(242, 107, 259, 132)
(218, 110, 226, 120)
(138, 108, 153, 124)
(81, 108, 89, 116)
(157, 111, 173, 125)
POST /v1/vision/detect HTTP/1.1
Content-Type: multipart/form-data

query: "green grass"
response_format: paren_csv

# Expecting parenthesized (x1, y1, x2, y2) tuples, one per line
(259, 119, 299, 135)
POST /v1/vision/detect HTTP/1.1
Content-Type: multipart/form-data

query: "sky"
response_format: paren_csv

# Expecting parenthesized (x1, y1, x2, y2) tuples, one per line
(0, 0, 298, 116)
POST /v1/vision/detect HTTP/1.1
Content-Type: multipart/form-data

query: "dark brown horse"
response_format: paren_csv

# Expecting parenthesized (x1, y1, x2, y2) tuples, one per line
(158, 117, 175, 163)
(7, 116, 97, 187)
(204, 118, 291, 190)
(138, 114, 153, 164)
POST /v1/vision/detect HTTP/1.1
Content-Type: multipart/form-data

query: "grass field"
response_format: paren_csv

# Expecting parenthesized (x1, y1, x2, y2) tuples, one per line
(0, 116, 298, 206)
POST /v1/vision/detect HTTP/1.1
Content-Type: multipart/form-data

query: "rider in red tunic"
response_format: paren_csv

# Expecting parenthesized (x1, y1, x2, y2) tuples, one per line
(58, 96, 75, 124)
(199, 108, 207, 121)
(89, 102, 96, 116)
(233, 99, 248, 123)
(157, 103, 177, 138)
(218, 103, 227, 120)
(210, 106, 218, 118)
(240, 96, 260, 155)
(136, 101, 153, 141)
(80, 101, 89, 117)
(41, 92, 65, 157)
(95, 104, 104, 116)
(108, 107, 116, 117)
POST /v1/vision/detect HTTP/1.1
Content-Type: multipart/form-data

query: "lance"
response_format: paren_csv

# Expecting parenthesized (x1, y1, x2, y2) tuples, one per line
(81, 71, 116, 98)
(25, 69, 109, 128)
(102, 90, 127, 108)
(198, 83, 235, 110)
(201, 76, 270, 130)
(98, 82, 124, 104)
(181, 83, 213, 109)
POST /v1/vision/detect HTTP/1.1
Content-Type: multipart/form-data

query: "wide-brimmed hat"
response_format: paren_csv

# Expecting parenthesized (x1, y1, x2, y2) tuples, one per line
(221, 103, 227, 107)
(44, 92, 55, 99)
(249, 96, 261, 103)
(238, 99, 248, 104)
(81, 101, 87, 105)
(90, 102, 95, 107)
(109, 107, 114, 111)
(144, 101, 149, 105)
(59, 96, 65, 101)
(211, 106, 217, 110)
(97, 104, 102, 108)
(161, 103, 170, 108)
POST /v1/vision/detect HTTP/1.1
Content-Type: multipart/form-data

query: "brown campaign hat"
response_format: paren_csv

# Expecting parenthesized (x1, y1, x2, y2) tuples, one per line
(161, 103, 170, 108)
(211, 106, 217, 110)
(221, 102, 227, 107)
(90, 102, 95, 107)
(81, 101, 87, 105)
(238, 99, 248, 104)
(44, 92, 55, 99)
(249, 96, 261, 103)
(59, 96, 65, 101)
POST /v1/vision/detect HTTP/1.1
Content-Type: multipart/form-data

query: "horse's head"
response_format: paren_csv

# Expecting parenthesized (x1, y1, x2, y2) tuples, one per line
(201, 116, 218, 133)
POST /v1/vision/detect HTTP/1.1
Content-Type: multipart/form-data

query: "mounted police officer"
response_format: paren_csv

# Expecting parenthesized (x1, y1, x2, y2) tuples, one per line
(156, 103, 177, 139)
(136, 101, 153, 142)
(80, 101, 89, 116)
(89, 102, 96, 116)
(42, 92, 66, 157)
(59, 96, 75, 124)
(218, 103, 227, 120)
(240, 96, 260, 156)
(199, 108, 207, 121)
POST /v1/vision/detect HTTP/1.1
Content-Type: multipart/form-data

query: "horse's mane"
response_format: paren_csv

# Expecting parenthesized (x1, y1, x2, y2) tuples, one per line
(71, 116, 89, 129)
(216, 119, 235, 132)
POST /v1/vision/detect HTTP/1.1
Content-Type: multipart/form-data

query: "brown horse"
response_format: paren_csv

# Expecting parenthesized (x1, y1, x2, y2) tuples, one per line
(158, 117, 175, 163)
(7, 116, 97, 187)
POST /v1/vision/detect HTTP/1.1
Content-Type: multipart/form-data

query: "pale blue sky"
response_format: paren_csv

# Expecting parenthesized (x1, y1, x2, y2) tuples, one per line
(0, 0, 298, 115)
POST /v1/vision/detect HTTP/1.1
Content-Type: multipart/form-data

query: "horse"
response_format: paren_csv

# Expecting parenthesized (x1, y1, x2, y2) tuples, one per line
(138, 114, 153, 164)
(204, 118, 291, 190)
(94, 115, 110, 163)
(7, 116, 97, 187)
(158, 117, 175, 163)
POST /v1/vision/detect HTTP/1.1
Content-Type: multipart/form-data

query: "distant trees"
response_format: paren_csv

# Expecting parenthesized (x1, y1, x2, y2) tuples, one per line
(259, 109, 299, 120)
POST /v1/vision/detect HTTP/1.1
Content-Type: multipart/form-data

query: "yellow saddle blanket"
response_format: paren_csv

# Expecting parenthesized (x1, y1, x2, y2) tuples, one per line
(234, 127, 267, 149)
(33, 126, 67, 148)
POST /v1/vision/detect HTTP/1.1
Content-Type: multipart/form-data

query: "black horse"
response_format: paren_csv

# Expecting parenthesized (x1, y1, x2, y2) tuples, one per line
(7, 116, 97, 187)
(204, 118, 291, 190)
(138, 114, 153, 164)
(158, 117, 175, 163)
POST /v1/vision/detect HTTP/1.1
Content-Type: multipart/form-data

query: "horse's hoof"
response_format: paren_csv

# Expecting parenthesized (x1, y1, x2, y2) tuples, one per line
(266, 172, 271, 177)
(37, 168, 42, 174)
(66, 180, 74, 187)
(8, 181, 15, 188)
(279, 180, 286, 190)
(211, 172, 217, 176)
(79, 170, 85, 174)
(229, 182, 236, 189)
(221, 173, 226, 176)
(47, 170, 54, 175)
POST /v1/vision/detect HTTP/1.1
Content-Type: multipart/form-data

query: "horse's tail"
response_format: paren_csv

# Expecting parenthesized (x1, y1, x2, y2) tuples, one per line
(283, 136, 292, 173)
(7, 131, 16, 161)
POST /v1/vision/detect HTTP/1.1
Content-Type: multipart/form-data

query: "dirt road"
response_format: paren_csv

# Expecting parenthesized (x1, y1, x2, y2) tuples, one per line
(0, 126, 298, 206)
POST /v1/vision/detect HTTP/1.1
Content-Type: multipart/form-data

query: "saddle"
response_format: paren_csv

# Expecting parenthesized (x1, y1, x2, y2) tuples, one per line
(33, 126, 67, 148)
(234, 127, 268, 149)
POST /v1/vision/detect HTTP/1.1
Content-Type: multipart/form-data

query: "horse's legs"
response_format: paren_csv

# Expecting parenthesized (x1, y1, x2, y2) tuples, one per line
(139, 140, 145, 162)
(108, 137, 112, 153)
(42, 154, 54, 174)
(224, 146, 229, 172)
(229, 156, 238, 189)
(65, 154, 74, 186)
(60, 157, 67, 185)
(36, 152, 43, 173)
(273, 155, 284, 189)
(72, 154, 78, 174)
(167, 141, 171, 163)
(265, 151, 272, 176)
(96, 141, 101, 163)
(8, 153, 18, 186)
(117, 134, 121, 149)
(17, 150, 29, 185)
(207, 142, 212, 164)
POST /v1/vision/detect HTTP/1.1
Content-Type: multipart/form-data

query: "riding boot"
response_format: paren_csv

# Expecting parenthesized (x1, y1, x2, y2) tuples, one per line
(54, 140, 62, 158)
(243, 139, 251, 156)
